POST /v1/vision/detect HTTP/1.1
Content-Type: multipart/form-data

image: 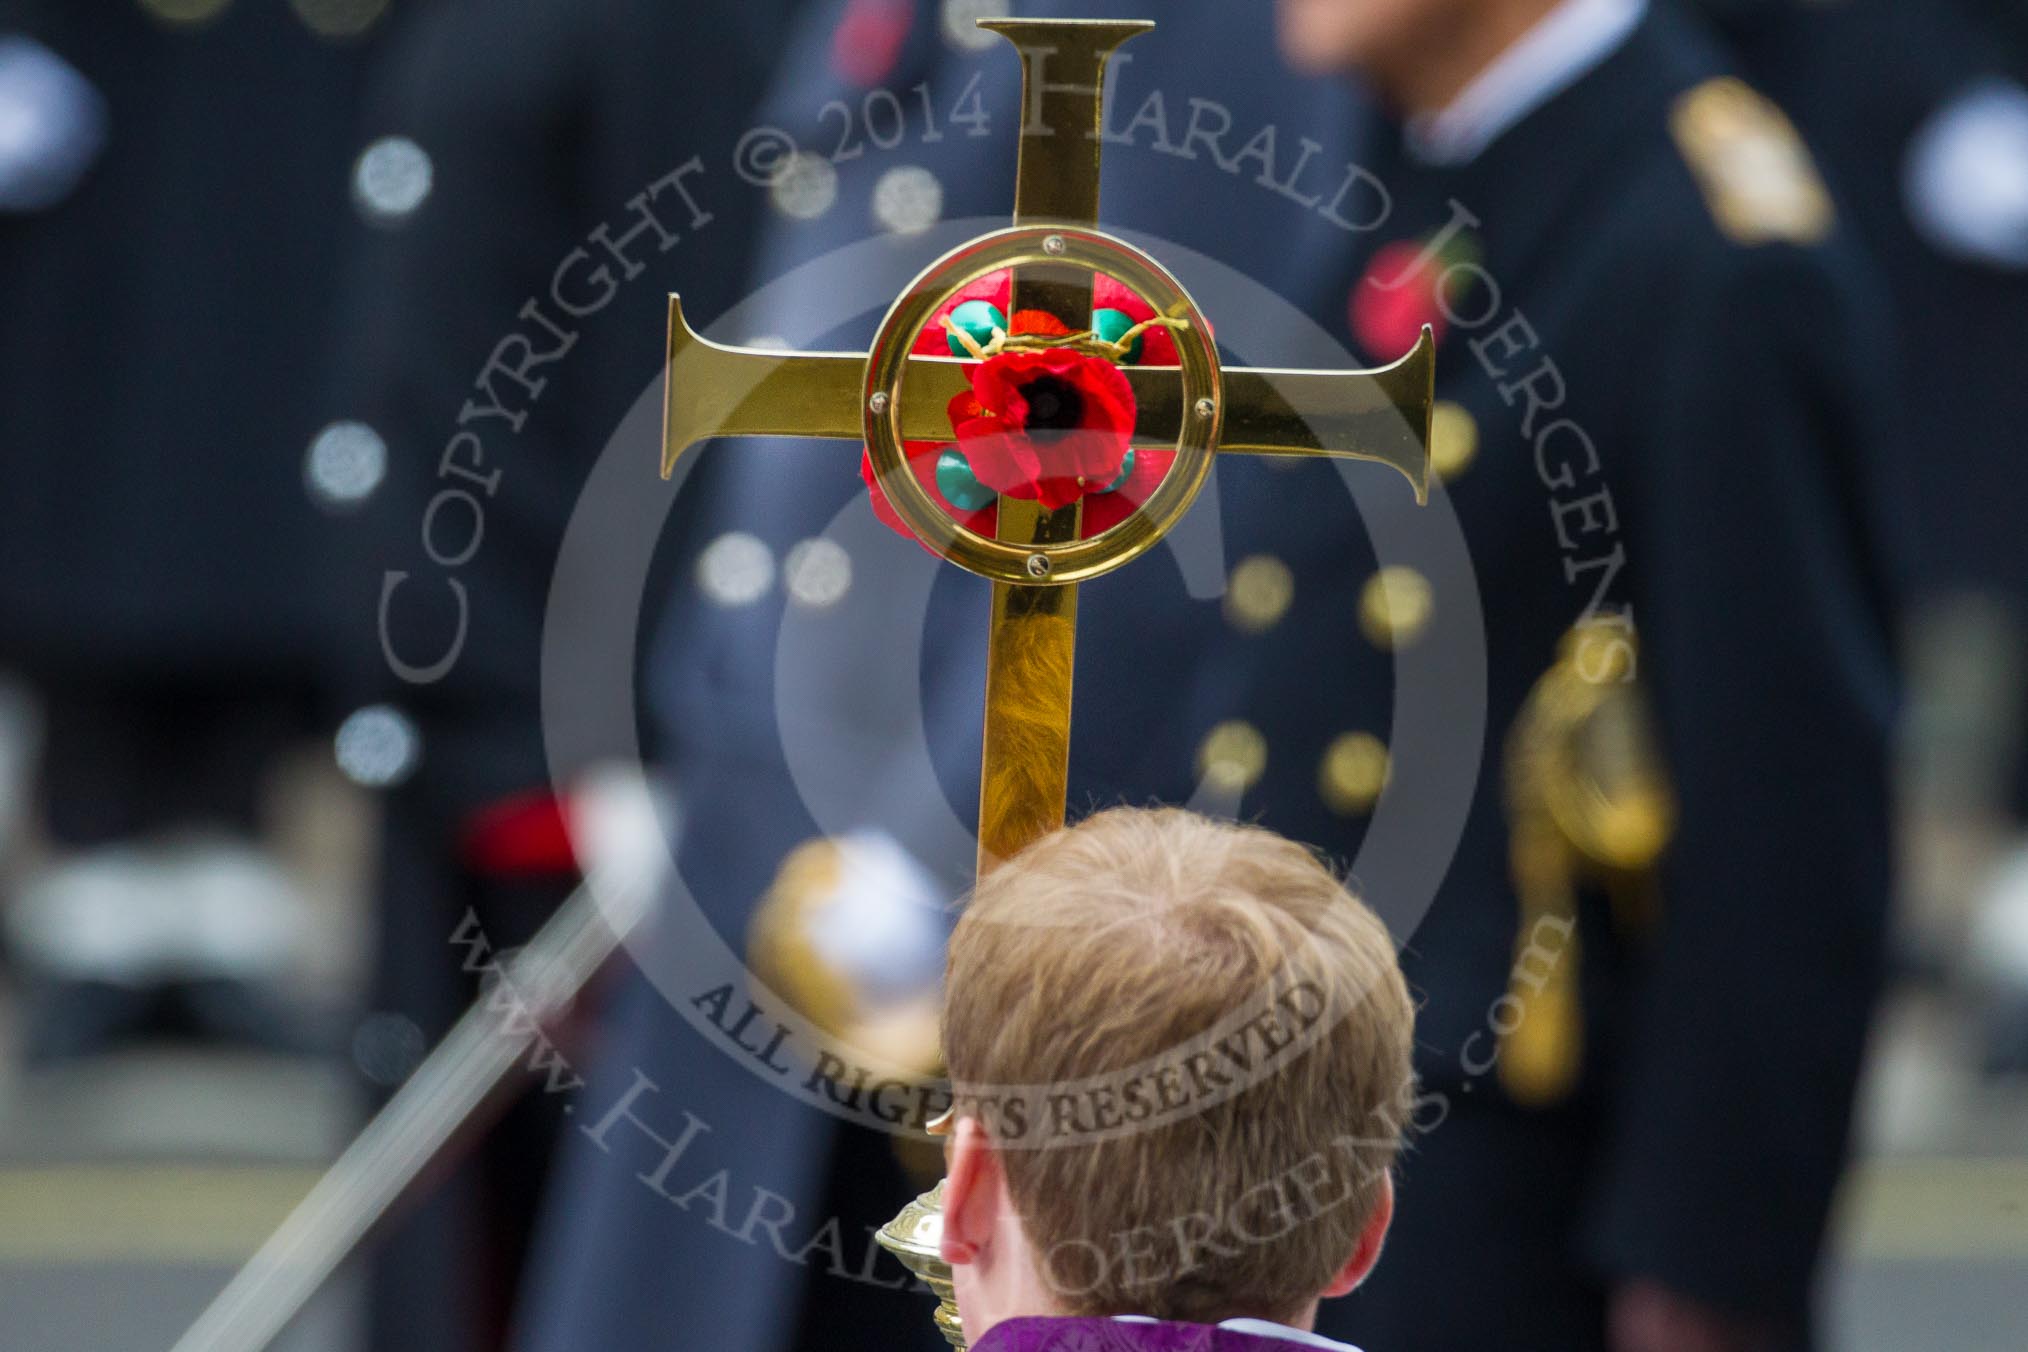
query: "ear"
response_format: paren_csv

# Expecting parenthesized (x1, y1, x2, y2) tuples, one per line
(939, 1115, 1002, 1268)
(1320, 1172, 1394, 1299)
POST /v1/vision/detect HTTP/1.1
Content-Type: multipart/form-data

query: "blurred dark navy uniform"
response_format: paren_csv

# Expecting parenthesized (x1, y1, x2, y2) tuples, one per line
(0, 0, 364, 696)
(1301, 5, 1901, 1346)
(1695, 0, 2028, 1070)
(520, 3, 1896, 1351)
(1696, 5, 2028, 1050)
(1694, 0, 2027, 613)
(327, 1, 797, 1348)
(0, 0, 384, 1057)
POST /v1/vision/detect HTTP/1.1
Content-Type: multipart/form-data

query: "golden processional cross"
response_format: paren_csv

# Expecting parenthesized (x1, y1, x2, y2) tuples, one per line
(661, 18, 1433, 1347)
(664, 18, 1432, 875)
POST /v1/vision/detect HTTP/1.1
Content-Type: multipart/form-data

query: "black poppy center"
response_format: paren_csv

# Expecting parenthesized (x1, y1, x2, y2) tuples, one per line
(1017, 375, 1085, 441)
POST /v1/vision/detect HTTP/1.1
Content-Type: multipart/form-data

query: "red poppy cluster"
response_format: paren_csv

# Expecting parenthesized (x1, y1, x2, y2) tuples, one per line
(859, 271, 1177, 548)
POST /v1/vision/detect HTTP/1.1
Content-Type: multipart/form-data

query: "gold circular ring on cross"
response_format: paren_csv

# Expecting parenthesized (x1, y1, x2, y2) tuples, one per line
(862, 225, 1223, 585)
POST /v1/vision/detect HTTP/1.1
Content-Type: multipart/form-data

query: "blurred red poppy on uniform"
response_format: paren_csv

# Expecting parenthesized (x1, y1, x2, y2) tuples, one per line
(830, 0, 913, 88)
(1350, 239, 1447, 360)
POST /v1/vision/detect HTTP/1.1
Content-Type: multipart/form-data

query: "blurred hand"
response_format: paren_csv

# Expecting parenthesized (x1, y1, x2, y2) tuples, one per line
(1609, 1279, 1775, 1352)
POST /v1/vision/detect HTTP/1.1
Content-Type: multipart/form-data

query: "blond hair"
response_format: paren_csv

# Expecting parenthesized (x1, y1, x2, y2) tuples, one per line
(942, 807, 1416, 1324)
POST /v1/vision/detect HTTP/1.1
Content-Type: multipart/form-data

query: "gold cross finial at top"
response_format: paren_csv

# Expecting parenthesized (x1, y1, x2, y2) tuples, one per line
(659, 18, 1434, 874)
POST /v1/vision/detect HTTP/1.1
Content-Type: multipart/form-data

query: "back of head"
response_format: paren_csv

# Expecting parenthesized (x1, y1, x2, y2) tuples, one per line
(942, 806, 1416, 1325)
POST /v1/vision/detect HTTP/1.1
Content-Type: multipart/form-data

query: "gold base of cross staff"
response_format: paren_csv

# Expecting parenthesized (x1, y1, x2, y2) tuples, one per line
(658, 19, 1436, 1347)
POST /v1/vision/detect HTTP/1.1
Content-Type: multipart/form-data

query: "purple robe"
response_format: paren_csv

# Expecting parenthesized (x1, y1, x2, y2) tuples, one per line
(972, 1316, 1358, 1352)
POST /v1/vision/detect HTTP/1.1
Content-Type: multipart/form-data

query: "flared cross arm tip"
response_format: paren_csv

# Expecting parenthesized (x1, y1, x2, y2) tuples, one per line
(1408, 323, 1436, 503)
(659, 292, 690, 480)
(660, 292, 867, 479)
(1211, 324, 1437, 505)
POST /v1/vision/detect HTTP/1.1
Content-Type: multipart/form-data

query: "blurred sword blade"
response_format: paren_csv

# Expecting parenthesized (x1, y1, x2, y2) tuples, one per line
(167, 864, 655, 1352)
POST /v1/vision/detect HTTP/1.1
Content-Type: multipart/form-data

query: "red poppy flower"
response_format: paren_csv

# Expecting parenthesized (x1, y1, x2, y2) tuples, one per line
(950, 348, 1135, 510)
(1008, 309, 1072, 339)
(1079, 443, 1174, 534)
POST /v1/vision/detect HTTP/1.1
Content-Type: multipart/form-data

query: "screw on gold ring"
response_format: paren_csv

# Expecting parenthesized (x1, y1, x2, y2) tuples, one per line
(1042, 234, 1066, 256)
(1194, 397, 1216, 419)
(1025, 553, 1051, 578)
(869, 392, 891, 415)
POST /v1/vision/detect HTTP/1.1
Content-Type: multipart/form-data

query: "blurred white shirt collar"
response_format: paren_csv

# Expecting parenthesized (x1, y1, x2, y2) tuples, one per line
(1407, 0, 1648, 166)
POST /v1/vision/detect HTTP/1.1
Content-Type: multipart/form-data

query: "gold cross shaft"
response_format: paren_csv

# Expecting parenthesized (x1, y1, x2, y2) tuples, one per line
(660, 19, 1433, 875)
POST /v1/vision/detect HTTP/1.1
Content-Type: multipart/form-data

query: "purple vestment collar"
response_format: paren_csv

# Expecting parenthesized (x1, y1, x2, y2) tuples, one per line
(971, 1315, 1338, 1352)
